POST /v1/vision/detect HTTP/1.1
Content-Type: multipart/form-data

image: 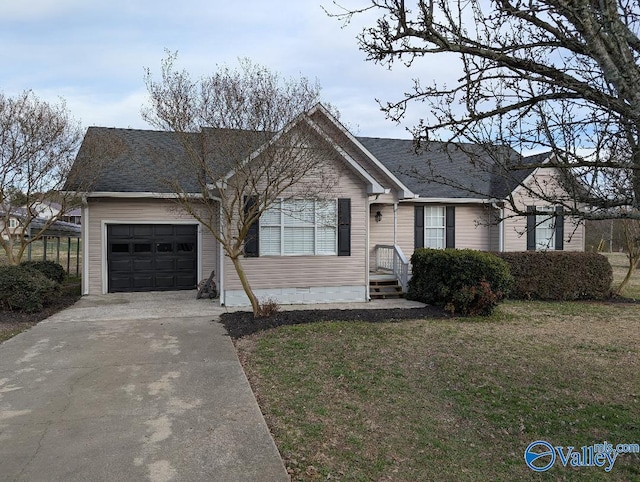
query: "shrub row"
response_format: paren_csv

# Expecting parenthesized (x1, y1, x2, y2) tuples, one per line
(20, 260, 66, 284)
(0, 263, 63, 313)
(494, 251, 612, 300)
(408, 249, 512, 316)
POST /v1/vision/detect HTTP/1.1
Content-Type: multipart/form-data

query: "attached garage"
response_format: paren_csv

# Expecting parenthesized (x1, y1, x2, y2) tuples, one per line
(107, 224, 198, 292)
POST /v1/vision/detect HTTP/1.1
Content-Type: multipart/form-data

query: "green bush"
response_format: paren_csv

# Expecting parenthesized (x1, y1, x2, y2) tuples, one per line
(0, 265, 60, 313)
(408, 249, 512, 316)
(20, 260, 66, 284)
(494, 251, 612, 300)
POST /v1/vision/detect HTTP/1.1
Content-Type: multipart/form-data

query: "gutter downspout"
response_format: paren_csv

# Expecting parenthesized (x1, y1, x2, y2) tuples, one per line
(81, 195, 89, 295)
(365, 197, 371, 301)
(490, 201, 505, 252)
(393, 203, 398, 245)
(497, 205, 505, 252)
(218, 201, 225, 306)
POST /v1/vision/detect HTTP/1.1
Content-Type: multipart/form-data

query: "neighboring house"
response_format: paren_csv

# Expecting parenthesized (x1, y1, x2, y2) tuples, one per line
(0, 207, 82, 241)
(0, 215, 22, 240)
(65, 104, 584, 305)
(29, 201, 82, 225)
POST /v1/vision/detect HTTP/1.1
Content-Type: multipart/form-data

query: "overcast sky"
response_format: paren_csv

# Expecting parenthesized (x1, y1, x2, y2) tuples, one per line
(0, 0, 455, 139)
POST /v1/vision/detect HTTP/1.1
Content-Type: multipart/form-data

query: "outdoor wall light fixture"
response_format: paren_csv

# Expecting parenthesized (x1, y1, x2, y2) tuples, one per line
(375, 210, 382, 222)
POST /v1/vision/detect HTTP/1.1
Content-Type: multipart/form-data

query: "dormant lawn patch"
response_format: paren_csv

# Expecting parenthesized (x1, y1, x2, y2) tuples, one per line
(236, 301, 639, 481)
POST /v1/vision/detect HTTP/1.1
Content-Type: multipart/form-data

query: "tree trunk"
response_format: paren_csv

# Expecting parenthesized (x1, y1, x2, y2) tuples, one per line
(615, 253, 640, 296)
(614, 218, 640, 296)
(229, 255, 261, 316)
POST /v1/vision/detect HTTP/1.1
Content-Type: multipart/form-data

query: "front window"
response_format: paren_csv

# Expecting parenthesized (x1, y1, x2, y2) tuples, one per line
(425, 206, 445, 249)
(8, 218, 18, 229)
(260, 199, 337, 256)
(536, 206, 555, 250)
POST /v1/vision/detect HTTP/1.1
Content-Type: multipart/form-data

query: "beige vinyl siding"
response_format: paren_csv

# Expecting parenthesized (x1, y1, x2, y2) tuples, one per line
(369, 203, 396, 271)
(503, 167, 585, 251)
(454, 205, 494, 251)
(374, 204, 496, 270)
(86, 198, 217, 295)
(224, 157, 367, 291)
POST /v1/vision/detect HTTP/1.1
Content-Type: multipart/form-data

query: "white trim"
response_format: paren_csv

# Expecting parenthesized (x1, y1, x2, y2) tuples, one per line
(393, 203, 398, 245)
(309, 104, 415, 199)
(403, 197, 494, 204)
(218, 202, 225, 306)
(499, 207, 504, 252)
(79, 192, 212, 199)
(365, 197, 371, 301)
(81, 200, 89, 295)
(259, 199, 338, 256)
(100, 220, 203, 295)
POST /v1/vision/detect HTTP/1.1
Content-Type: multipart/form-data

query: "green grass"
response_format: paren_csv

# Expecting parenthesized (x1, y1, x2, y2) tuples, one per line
(237, 302, 640, 481)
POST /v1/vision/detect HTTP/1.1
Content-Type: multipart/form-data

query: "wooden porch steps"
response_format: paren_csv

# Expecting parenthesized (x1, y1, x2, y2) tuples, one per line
(369, 273, 404, 300)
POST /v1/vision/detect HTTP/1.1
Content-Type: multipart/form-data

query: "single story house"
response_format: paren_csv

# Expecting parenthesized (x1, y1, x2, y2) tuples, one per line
(65, 104, 584, 305)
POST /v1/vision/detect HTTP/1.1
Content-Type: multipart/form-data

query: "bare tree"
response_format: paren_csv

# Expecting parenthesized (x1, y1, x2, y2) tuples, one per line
(0, 91, 86, 264)
(615, 218, 640, 295)
(143, 54, 337, 316)
(330, 0, 640, 221)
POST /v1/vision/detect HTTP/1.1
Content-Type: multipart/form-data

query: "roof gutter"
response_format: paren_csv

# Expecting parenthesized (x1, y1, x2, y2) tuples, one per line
(401, 197, 500, 204)
(63, 191, 221, 201)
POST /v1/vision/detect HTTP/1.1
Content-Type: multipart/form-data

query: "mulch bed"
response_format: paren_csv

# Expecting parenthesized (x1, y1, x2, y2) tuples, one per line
(0, 286, 81, 341)
(219, 306, 449, 339)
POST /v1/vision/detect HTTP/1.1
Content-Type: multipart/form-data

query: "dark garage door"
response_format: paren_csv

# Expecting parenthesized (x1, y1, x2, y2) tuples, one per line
(107, 224, 197, 292)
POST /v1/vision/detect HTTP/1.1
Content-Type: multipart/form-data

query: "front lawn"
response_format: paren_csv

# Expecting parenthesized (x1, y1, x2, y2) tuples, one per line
(235, 301, 640, 481)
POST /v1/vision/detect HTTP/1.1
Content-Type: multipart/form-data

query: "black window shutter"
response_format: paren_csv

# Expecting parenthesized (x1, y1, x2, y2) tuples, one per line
(337, 198, 351, 256)
(555, 205, 564, 250)
(414, 205, 424, 249)
(526, 205, 536, 251)
(445, 206, 455, 249)
(244, 195, 259, 257)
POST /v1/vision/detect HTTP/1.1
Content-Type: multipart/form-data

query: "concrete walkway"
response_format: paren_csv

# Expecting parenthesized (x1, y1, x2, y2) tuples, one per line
(0, 292, 289, 482)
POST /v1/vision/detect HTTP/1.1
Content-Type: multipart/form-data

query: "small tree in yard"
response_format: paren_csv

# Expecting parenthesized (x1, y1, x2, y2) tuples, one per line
(143, 54, 337, 316)
(0, 91, 86, 265)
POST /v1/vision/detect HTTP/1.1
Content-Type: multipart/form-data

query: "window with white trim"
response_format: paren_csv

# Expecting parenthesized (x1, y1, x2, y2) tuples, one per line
(425, 206, 445, 249)
(8, 218, 18, 229)
(535, 206, 555, 250)
(260, 199, 337, 256)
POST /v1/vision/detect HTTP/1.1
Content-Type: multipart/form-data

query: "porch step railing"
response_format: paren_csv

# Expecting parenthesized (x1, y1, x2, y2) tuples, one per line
(374, 244, 410, 292)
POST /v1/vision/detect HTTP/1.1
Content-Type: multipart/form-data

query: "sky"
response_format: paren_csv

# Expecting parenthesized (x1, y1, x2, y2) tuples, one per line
(0, 0, 455, 139)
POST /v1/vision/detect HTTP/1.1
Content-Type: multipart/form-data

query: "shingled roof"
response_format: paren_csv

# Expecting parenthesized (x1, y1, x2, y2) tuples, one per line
(356, 137, 542, 199)
(67, 125, 544, 200)
(65, 127, 268, 193)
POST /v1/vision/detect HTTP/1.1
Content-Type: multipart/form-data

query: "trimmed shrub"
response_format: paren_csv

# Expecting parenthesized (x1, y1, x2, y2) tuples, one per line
(0, 265, 60, 313)
(20, 260, 66, 284)
(494, 251, 612, 300)
(408, 249, 512, 316)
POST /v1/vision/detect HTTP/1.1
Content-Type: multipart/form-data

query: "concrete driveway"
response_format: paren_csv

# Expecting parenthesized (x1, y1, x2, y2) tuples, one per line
(0, 292, 289, 482)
